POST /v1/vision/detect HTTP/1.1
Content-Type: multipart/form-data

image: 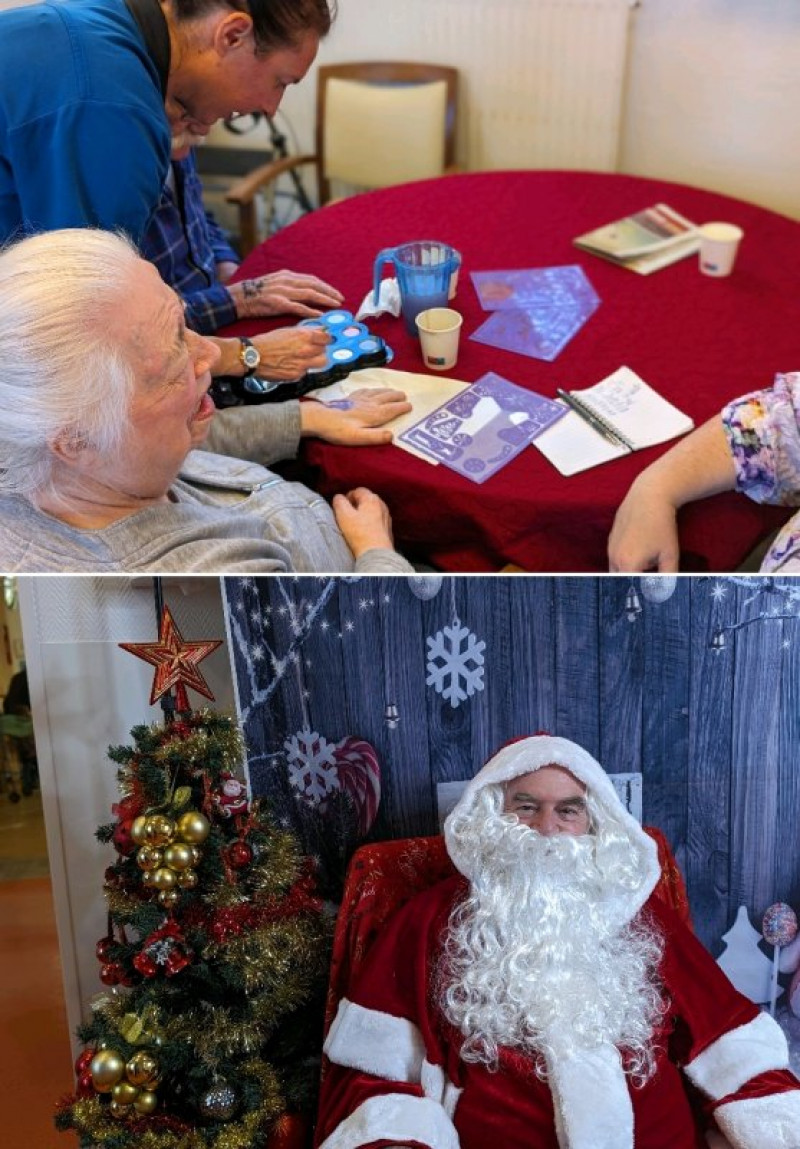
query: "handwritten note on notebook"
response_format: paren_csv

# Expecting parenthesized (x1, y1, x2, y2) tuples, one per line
(534, 366, 694, 476)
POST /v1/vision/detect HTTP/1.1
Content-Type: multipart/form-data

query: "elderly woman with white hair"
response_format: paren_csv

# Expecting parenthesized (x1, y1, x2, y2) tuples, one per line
(0, 229, 414, 574)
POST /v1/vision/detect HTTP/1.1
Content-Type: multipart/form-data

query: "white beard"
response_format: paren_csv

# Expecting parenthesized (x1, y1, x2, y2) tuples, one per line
(438, 788, 666, 1083)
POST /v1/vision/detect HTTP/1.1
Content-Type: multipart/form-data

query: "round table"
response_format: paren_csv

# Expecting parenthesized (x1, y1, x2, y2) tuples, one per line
(224, 171, 798, 572)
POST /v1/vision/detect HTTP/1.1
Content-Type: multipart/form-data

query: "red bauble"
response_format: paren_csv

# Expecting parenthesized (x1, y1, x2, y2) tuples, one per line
(226, 841, 253, 869)
(76, 1071, 95, 1098)
(95, 937, 115, 964)
(75, 1048, 95, 1075)
(112, 795, 143, 821)
(99, 962, 123, 986)
(164, 948, 192, 976)
(113, 820, 137, 856)
(133, 952, 159, 978)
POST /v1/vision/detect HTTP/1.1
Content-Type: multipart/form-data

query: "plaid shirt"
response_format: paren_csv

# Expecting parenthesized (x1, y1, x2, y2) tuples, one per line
(141, 151, 240, 334)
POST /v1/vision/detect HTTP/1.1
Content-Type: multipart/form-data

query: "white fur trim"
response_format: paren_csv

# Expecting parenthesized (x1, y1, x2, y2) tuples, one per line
(443, 735, 661, 922)
(713, 1090, 800, 1148)
(421, 1058, 463, 1119)
(546, 1044, 633, 1149)
(317, 1092, 460, 1149)
(685, 1012, 789, 1100)
(324, 998, 425, 1083)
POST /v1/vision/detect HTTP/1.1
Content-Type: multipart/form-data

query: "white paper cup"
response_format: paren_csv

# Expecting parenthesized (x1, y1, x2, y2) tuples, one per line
(698, 222, 744, 277)
(415, 307, 463, 370)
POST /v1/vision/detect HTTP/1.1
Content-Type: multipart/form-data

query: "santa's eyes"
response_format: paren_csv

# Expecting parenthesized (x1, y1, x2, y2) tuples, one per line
(513, 802, 584, 819)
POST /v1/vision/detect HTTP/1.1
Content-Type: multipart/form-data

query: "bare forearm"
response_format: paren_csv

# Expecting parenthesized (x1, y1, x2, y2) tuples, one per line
(608, 415, 736, 572)
(628, 415, 737, 508)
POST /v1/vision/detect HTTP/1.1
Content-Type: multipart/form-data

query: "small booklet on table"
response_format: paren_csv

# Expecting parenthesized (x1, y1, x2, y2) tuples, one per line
(534, 366, 694, 476)
(573, 203, 700, 275)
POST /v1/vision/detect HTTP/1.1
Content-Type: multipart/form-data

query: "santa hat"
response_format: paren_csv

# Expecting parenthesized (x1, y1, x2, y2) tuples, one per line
(444, 733, 661, 931)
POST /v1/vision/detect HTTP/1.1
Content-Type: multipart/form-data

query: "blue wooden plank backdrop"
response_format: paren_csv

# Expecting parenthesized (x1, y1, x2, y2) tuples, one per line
(223, 575, 800, 954)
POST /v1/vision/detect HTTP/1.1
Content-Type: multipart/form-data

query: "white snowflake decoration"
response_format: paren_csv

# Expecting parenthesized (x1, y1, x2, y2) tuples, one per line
(284, 729, 340, 806)
(147, 939, 174, 965)
(426, 622, 486, 708)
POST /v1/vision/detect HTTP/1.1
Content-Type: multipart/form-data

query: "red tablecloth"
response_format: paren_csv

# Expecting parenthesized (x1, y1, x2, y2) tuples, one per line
(224, 171, 797, 572)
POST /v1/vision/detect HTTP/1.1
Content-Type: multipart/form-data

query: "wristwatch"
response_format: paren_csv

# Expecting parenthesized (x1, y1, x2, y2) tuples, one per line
(238, 336, 261, 377)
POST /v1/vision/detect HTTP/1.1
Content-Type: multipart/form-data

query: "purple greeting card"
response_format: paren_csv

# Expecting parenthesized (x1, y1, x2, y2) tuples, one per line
(469, 265, 601, 361)
(397, 372, 567, 483)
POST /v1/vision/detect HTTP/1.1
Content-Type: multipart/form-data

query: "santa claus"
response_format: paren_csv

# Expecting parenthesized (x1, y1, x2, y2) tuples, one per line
(315, 734, 800, 1149)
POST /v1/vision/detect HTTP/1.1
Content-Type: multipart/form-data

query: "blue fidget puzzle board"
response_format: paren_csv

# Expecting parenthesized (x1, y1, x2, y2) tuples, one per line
(297, 309, 393, 391)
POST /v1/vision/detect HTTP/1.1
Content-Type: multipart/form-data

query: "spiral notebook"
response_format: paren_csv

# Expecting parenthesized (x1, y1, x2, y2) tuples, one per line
(534, 366, 694, 476)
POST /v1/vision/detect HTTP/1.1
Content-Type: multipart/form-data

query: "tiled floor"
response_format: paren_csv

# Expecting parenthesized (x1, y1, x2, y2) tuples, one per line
(0, 790, 74, 1148)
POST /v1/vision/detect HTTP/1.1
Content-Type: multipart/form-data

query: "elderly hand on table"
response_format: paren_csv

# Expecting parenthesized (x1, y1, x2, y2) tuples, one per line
(301, 388, 412, 446)
(333, 488, 395, 558)
(225, 268, 344, 319)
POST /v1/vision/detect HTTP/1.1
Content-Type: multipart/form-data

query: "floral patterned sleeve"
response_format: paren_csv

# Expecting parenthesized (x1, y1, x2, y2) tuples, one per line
(722, 371, 800, 506)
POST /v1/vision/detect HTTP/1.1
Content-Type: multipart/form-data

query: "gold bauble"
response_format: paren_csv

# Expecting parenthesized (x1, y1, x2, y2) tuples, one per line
(130, 815, 149, 845)
(190, 846, 203, 866)
(175, 868, 198, 890)
(90, 1049, 125, 1092)
(141, 870, 157, 887)
(176, 811, 211, 844)
(125, 1051, 159, 1087)
(109, 1099, 132, 1120)
(158, 888, 180, 908)
(164, 842, 194, 872)
(136, 846, 163, 871)
(133, 1090, 158, 1115)
(112, 1081, 139, 1106)
(151, 867, 176, 891)
(144, 815, 176, 848)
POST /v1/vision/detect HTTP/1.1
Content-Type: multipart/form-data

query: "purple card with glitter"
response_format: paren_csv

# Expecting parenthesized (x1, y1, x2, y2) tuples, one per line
(397, 372, 567, 483)
(469, 265, 600, 361)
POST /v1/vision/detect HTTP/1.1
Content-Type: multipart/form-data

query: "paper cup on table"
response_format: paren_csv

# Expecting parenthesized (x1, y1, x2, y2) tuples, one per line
(698, 222, 743, 277)
(416, 307, 463, 371)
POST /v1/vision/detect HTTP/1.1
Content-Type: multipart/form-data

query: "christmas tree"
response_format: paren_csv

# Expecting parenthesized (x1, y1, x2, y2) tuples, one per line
(55, 610, 330, 1149)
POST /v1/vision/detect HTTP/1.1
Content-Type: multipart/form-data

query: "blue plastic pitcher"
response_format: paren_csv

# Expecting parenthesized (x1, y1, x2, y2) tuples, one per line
(373, 241, 460, 335)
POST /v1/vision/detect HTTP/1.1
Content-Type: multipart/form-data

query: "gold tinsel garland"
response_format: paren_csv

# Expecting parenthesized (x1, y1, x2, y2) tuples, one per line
(68, 1083, 281, 1149)
(208, 920, 319, 995)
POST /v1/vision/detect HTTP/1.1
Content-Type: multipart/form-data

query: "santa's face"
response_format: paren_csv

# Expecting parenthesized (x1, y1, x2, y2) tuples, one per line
(503, 766, 590, 836)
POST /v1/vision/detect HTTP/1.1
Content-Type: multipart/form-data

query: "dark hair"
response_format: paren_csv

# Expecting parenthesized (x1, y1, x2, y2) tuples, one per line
(171, 0, 335, 51)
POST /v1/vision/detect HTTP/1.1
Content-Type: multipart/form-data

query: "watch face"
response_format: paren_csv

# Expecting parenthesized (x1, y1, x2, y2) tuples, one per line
(241, 343, 260, 370)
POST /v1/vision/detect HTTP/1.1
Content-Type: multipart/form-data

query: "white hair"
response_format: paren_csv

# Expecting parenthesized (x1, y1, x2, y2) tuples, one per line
(438, 784, 667, 1084)
(0, 229, 140, 498)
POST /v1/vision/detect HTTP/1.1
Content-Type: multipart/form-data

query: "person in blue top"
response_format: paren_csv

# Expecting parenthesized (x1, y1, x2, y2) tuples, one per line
(0, 0, 334, 245)
(141, 142, 345, 379)
(142, 148, 344, 335)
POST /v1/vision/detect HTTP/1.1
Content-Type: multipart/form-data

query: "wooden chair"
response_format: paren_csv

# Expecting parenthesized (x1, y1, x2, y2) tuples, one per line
(226, 61, 460, 255)
(323, 828, 691, 1037)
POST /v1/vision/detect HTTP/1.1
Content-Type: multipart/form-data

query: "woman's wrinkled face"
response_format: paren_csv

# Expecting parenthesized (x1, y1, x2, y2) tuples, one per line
(87, 259, 220, 499)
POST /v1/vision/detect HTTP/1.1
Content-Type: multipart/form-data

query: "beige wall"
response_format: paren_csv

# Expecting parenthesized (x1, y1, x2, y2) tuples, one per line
(208, 0, 800, 220)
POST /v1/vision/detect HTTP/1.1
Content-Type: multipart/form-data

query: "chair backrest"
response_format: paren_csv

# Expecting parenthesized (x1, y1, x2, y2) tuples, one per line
(314, 61, 459, 204)
(323, 828, 691, 1036)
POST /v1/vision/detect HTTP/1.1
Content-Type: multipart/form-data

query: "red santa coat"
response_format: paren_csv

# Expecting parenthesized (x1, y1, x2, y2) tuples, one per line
(316, 875, 800, 1149)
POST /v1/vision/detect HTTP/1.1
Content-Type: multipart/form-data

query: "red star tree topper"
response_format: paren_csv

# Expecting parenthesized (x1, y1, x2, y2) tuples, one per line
(119, 606, 222, 711)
